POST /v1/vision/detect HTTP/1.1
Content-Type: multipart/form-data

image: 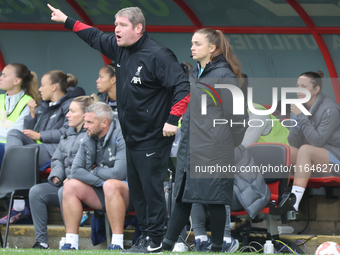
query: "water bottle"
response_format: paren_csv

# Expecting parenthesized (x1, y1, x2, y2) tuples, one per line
(278, 226, 294, 234)
(59, 237, 66, 249)
(264, 240, 274, 254)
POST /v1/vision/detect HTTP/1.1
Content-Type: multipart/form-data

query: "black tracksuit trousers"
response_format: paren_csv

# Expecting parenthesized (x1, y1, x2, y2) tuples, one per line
(126, 144, 172, 244)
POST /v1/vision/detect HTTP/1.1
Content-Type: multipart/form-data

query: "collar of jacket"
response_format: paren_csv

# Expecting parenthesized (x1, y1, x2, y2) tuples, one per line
(77, 124, 86, 134)
(64, 125, 86, 138)
(40, 87, 85, 109)
(99, 116, 117, 147)
(126, 33, 150, 53)
(40, 97, 65, 109)
(39, 89, 69, 109)
(193, 55, 231, 77)
(307, 92, 325, 115)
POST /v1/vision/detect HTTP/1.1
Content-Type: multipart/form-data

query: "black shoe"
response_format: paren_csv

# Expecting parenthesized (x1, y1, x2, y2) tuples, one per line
(145, 237, 162, 253)
(121, 235, 147, 253)
(122, 236, 162, 253)
(269, 192, 296, 215)
(32, 242, 49, 249)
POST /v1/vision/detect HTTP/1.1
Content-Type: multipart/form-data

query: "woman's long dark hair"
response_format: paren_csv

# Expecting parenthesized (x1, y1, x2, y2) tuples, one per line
(195, 28, 242, 81)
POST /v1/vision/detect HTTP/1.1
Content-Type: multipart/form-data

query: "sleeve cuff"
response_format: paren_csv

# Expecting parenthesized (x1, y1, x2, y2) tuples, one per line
(296, 112, 307, 123)
(97, 182, 105, 187)
(166, 114, 180, 126)
(92, 167, 98, 175)
(65, 17, 76, 30)
(39, 133, 44, 142)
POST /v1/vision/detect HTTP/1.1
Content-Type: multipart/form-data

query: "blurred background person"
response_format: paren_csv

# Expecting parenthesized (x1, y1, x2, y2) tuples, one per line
(0, 63, 40, 166)
(96, 63, 117, 113)
(289, 71, 340, 212)
(0, 70, 85, 225)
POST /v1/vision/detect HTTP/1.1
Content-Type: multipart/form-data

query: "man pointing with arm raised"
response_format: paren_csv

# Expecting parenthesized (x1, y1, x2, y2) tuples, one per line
(48, 4, 190, 253)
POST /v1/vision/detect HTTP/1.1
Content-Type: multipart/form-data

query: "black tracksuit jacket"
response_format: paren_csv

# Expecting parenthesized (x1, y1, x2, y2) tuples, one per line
(65, 18, 190, 150)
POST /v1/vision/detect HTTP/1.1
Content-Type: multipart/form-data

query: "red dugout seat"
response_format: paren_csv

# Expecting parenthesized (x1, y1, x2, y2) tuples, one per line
(307, 176, 340, 188)
(39, 167, 51, 180)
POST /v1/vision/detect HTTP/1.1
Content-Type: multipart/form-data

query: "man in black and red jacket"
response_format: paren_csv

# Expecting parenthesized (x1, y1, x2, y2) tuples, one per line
(48, 4, 190, 253)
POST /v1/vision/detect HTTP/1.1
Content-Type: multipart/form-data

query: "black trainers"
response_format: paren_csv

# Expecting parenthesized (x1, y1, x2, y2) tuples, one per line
(269, 192, 296, 215)
(145, 237, 162, 253)
(122, 235, 147, 253)
(122, 235, 162, 253)
(32, 242, 49, 249)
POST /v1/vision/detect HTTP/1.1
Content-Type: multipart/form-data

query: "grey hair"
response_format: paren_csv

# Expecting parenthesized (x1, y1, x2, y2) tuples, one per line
(85, 102, 114, 122)
(115, 7, 146, 33)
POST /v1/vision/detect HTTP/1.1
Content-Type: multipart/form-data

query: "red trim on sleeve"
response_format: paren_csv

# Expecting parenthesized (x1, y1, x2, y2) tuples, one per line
(170, 93, 190, 117)
(73, 21, 93, 32)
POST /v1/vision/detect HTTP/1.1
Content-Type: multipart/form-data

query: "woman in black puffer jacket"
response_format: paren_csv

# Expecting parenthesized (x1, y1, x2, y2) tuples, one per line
(162, 28, 248, 252)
